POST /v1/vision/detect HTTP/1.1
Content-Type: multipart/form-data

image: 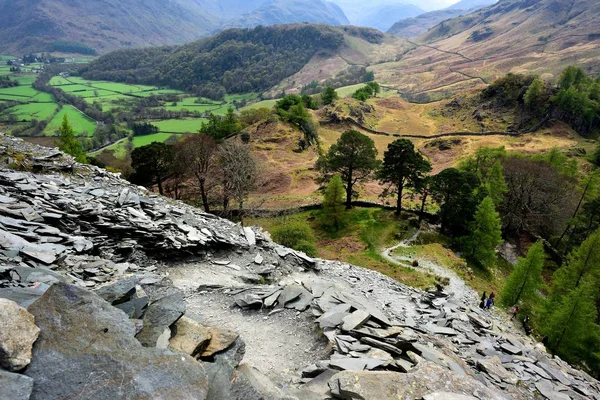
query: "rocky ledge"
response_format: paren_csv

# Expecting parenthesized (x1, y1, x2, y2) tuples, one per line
(1, 134, 599, 400)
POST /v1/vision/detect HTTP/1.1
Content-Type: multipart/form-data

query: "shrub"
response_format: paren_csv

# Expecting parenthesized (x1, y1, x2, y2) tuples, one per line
(271, 221, 318, 257)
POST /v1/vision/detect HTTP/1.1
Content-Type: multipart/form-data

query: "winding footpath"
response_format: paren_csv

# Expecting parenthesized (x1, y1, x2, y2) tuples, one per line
(381, 230, 477, 304)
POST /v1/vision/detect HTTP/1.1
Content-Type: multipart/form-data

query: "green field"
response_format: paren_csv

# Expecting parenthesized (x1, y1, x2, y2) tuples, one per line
(152, 119, 206, 133)
(133, 133, 181, 147)
(0, 85, 40, 98)
(2, 103, 58, 121)
(243, 99, 278, 110)
(44, 106, 96, 137)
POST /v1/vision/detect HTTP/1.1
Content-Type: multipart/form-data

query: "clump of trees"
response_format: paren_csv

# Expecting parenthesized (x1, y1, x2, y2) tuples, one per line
(129, 133, 259, 218)
(352, 82, 381, 101)
(275, 95, 319, 149)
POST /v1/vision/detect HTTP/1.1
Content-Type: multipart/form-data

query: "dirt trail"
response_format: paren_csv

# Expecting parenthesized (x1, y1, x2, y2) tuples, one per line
(381, 230, 477, 304)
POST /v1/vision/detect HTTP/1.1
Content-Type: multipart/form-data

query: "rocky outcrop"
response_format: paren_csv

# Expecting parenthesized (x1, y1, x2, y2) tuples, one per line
(0, 299, 39, 371)
(24, 282, 211, 400)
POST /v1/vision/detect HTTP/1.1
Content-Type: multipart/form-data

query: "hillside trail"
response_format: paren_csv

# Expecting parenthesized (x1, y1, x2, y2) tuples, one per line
(381, 229, 478, 304)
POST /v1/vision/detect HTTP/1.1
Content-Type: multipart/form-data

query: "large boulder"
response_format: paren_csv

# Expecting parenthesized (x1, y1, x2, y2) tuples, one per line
(136, 291, 185, 347)
(0, 369, 34, 400)
(0, 298, 40, 371)
(25, 282, 210, 400)
(328, 362, 508, 400)
(169, 316, 212, 357)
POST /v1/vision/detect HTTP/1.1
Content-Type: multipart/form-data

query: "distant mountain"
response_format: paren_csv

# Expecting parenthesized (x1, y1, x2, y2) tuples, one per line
(387, 0, 496, 38)
(388, 9, 465, 38)
(357, 4, 424, 32)
(0, 0, 351, 55)
(376, 0, 600, 100)
(0, 0, 218, 54)
(447, 0, 497, 10)
(222, 0, 350, 30)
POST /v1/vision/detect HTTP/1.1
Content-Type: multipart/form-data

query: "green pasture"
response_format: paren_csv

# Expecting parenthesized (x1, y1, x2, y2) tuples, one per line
(133, 133, 182, 147)
(1, 103, 58, 121)
(152, 118, 206, 133)
(44, 106, 96, 137)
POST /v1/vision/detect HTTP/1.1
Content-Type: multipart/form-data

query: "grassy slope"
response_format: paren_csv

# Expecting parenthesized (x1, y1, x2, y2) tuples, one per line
(44, 106, 96, 137)
(248, 208, 437, 289)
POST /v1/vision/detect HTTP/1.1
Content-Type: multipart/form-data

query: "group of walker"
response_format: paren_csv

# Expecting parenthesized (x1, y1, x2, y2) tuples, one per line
(479, 291, 495, 309)
(479, 291, 533, 336)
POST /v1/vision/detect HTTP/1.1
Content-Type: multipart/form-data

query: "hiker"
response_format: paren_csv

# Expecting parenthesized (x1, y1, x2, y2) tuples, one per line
(489, 292, 496, 301)
(479, 291, 487, 309)
(522, 315, 532, 335)
(486, 296, 493, 310)
(512, 305, 519, 319)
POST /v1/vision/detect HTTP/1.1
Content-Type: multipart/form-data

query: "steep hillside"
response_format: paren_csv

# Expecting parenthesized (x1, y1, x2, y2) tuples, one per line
(387, 0, 497, 38)
(81, 25, 405, 99)
(0, 0, 217, 54)
(356, 4, 424, 32)
(387, 9, 465, 38)
(222, 0, 350, 29)
(374, 0, 600, 101)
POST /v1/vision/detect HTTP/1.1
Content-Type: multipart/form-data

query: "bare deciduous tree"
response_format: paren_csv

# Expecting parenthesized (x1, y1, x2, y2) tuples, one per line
(218, 141, 259, 222)
(178, 134, 219, 212)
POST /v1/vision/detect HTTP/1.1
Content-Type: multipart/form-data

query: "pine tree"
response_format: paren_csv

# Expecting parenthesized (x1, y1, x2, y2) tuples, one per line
(500, 241, 545, 306)
(321, 86, 339, 105)
(466, 196, 503, 268)
(322, 174, 346, 231)
(554, 230, 600, 293)
(544, 281, 598, 357)
(57, 114, 86, 163)
(485, 161, 508, 206)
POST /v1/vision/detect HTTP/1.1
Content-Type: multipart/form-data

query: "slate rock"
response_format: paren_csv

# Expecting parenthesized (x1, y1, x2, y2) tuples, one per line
(476, 356, 518, 385)
(341, 310, 370, 332)
(94, 276, 138, 305)
(201, 326, 239, 358)
(0, 298, 40, 371)
(328, 363, 507, 400)
(230, 363, 294, 400)
(0, 284, 51, 308)
(424, 393, 478, 400)
(169, 316, 212, 357)
(318, 303, 352, 329)
(0, 369, 34, 400)
(136, 292, 185, 347)
(535, 380, 571, 400)
(277, 284, 305, 308)
(25, 282, 210, 400)
(500, 343, 522, 356)
(115, 296, 149, 319)
(205, 338, 246, 400)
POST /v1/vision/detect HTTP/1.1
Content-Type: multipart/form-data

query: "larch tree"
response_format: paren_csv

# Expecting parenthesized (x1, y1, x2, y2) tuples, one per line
(485, 161, 508, 206)
(377, 139, 431, 216)
(316, 130, 379, 209)
(500, 241, 545, 307)
(57, 114, 86, 163)
(544, 281, 598, 357)
(465, 196, 503, 268)
(322, 174, 346, 231)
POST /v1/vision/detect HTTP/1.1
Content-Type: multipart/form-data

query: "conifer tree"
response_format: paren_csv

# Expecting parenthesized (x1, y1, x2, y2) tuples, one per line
(500, 241, 545, 306)
(544, 281, 598, 356)
(465, 196, 503, 268)
(58, 114, 86, 163)
(485, 161, 508, 206)
(322, 174, 346, 231)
